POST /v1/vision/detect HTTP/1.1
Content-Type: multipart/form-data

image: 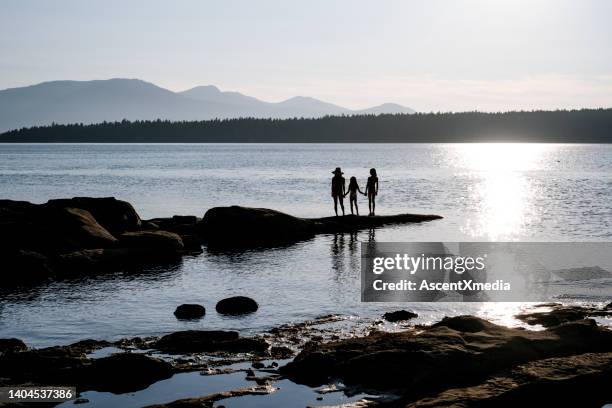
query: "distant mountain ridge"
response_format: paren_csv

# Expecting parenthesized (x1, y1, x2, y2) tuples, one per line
(0, 79, 415, 132)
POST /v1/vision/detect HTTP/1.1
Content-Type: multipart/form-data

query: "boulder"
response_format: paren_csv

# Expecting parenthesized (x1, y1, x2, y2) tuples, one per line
(383, 310, 418, 322)
(84, 353, 173, 393)
(198, 206, 315, 247)
(0, 345, 172, 394)
(46, 197, 141, 234)
(2, 250, 53, 286)
(281, 315, 612, 395)
(0, 345, 88, 385)
(0, 338, 27, 354)
(216, 296, 259, 315)
(51, 207, 118, 249)
(118, 230, 184, 251)
(153, 330, 268, 353)
(174, 304, 206, 319)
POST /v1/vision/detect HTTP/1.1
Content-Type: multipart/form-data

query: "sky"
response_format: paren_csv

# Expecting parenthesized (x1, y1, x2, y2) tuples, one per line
(1, 0, 612, 112)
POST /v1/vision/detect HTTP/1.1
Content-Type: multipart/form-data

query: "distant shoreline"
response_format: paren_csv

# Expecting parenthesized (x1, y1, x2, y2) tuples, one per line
(2, 109, 612, 143)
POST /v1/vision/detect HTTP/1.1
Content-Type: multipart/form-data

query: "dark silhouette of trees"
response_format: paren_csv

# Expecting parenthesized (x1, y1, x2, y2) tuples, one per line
(1, 109, 611, 143)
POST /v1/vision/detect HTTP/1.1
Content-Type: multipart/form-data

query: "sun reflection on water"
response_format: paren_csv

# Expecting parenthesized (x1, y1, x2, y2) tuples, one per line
(452, 144, 553, 240)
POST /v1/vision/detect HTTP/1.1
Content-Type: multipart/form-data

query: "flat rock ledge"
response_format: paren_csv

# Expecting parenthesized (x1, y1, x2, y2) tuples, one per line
(198, 206, 442, 247)
(1, 199, 440, 285)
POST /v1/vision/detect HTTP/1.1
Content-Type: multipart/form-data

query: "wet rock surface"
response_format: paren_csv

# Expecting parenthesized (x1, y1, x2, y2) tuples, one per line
(215, 296, 259, 315)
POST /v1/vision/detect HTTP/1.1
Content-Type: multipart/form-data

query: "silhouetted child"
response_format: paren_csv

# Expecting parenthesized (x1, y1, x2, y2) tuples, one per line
(344, 176, 365, 215)
(365, 168, 378, 216)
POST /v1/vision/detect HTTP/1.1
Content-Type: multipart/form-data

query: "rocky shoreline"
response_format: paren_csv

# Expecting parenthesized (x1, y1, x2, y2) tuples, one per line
(1, 197, 441, 286)
(1, 303, 611, 407)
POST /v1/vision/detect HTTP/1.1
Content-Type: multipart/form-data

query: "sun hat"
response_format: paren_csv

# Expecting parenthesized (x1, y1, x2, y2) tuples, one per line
(332, 167, 343, 174)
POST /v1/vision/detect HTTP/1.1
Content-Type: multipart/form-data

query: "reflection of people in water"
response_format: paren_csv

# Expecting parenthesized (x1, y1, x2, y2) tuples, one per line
(344, 176, 366, 215)
(331, 167, 346, 216)
(364, 168, 379, 216)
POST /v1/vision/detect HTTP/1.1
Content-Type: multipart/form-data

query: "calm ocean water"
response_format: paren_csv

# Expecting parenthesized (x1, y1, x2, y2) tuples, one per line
(1, 143, 611, 347)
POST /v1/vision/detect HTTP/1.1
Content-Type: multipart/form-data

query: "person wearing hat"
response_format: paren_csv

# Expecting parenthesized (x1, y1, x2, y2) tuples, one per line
(331, 167, 346, 216)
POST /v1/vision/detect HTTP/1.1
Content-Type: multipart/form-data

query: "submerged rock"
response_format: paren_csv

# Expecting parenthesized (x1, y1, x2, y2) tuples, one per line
(153, 330, 268, 353)
(174, 304, 206, 319)
(383, 310, 418, 322)
(216, 296, 259, 315)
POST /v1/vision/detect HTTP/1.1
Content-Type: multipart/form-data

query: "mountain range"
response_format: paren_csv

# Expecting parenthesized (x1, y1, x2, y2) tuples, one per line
(0, 79, 415, 133)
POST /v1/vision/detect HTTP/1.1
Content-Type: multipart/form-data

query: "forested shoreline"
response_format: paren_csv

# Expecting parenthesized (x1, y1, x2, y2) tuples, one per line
(2, 109, 611, 142)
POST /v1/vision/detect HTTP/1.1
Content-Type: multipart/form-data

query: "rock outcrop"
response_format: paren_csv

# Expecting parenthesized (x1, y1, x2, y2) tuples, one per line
(383, 310, 418, 322)
(198, 206, 442, 247)
(281, 315, 612, 403)
(0, 198, 201, 286)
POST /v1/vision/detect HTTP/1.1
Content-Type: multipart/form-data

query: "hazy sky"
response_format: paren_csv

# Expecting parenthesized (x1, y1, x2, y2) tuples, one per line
(2, 0, 611, 111)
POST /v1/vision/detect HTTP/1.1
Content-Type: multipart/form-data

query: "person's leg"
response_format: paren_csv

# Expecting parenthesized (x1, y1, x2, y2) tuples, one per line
(333, 195, 338, 216)
(368, 195, 372, 215)
(339, 196, 345, 215)
(372, 195, 376, 216)
(350, 198, 355, 214)
(355, 199, 359, 216)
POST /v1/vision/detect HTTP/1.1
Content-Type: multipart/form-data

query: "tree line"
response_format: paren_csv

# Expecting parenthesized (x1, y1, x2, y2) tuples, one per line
(1, 109, 611, 143)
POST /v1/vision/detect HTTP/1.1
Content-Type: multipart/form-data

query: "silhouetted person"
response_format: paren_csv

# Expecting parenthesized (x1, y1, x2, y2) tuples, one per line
(331, 167, 346, 216)
(365, 168, 379, 216)
(344, 176, 365, 215)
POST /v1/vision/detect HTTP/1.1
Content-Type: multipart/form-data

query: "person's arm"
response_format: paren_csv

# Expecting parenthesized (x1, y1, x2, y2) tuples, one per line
(331, 179, 334, 196)
(358, 185, 365, 195)
(342, 179, 346, 196)
(375, 179, 379, 195)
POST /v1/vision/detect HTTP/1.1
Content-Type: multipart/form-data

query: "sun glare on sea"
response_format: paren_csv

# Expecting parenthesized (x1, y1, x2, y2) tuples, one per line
(454, 143, 552, 240)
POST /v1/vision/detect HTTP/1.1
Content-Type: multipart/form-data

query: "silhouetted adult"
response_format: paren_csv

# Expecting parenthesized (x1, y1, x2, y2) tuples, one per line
(331, 167, 346, 216)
